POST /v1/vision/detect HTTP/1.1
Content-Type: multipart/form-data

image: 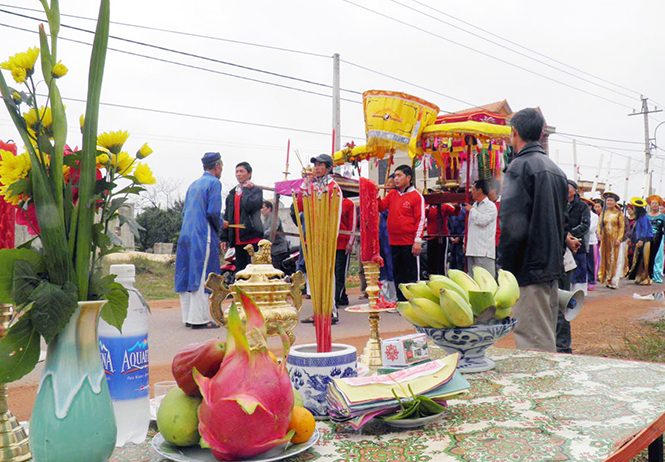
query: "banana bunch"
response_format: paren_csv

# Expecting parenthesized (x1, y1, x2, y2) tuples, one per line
(396, 267, 520, 329)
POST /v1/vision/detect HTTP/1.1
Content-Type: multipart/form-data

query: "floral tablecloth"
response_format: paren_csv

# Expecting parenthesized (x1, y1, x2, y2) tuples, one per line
(112, 347, 665, 462)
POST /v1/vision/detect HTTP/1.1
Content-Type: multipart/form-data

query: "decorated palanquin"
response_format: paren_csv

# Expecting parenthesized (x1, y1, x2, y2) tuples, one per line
(421, 110, 511, 190)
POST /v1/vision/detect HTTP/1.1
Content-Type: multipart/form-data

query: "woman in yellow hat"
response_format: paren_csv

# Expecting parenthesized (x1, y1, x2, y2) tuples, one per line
(647, 194, 665, 283)
(625, 197, 653, 284)
(597, 192, 624, 288)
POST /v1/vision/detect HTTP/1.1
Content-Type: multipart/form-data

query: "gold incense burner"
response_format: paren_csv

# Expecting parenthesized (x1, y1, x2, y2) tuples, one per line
(206, 240, 305, 344)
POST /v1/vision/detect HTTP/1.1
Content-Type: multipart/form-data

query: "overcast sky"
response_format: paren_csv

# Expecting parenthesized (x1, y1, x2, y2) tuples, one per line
(0, 0, 664, 204)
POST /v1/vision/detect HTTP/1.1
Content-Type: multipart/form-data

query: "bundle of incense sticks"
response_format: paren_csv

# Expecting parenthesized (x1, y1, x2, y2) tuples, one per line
(293, 185, 341, 352)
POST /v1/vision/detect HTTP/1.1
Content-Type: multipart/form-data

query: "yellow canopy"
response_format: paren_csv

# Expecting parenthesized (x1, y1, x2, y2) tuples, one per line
(333, 145, 374, 166)
(423, 120, 511, 138)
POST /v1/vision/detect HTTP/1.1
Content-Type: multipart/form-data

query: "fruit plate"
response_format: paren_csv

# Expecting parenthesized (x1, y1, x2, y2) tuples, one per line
(151, 429, 319, 462)
(382, 411, 450, 429)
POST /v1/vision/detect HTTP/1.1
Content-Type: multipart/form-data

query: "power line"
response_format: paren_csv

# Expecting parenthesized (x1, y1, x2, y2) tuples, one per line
(407, 0, 643, 99)
(341, 0, 635, 110)
(553, 132, 642, 145)
(28, 94, 368, 141)
(0, 23, 363, 105)
(341, 59, 476, 111)
(549, 137, 644, 153)
(0, 2, 333, 59)
(390, 0, 636, 102)
(0, 8, 363, 96)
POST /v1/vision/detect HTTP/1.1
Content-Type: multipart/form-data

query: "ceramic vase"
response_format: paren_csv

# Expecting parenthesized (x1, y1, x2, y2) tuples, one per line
(287, 343, 357, 419)
(29, 301, 117, 462)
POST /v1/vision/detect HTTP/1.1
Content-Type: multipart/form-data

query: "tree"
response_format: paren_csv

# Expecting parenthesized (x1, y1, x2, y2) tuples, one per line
(136, 200, 184, 251)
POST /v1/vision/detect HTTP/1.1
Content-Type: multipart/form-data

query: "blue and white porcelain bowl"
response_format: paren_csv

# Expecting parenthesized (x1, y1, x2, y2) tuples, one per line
(287, 343, 357, 419)
(415, 318, 518, 373)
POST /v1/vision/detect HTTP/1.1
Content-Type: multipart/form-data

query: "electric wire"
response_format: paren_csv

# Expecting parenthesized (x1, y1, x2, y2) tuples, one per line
(341, 0, 635, 110)
(0, 8, 363, 96)
(0, 23, 363, 105)
(341, 59, 477, 110)
(407, 0, 643, 99)
(0, 2, 332, 59)
(553, 132, 643, 145)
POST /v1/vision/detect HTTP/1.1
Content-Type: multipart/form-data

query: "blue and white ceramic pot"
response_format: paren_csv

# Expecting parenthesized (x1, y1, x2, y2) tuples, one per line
(287, 343, 357, 419)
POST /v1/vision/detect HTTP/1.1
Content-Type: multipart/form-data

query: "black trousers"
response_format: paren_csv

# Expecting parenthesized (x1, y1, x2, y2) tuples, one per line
(334, 249, 349, 305)
(391, 244, 419, 301)
(235, 243, 258, 273)
(427, 238, 448, 277)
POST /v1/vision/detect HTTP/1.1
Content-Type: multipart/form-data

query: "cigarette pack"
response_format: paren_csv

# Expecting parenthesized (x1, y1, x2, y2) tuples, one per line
(381, 333, 429, 367)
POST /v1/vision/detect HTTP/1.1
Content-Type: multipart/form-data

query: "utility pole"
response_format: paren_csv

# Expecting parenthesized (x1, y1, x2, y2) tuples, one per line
(332, 53, 341, 153)
(629, 96, 662, 196)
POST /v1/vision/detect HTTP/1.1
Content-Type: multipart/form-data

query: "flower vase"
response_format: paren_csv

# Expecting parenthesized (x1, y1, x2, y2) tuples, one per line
(29, 301, 117, 462)
(287, 344, 357, 419)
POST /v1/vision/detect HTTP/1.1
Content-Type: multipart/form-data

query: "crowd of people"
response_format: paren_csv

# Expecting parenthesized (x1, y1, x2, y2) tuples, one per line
(171, 107, 663, 356)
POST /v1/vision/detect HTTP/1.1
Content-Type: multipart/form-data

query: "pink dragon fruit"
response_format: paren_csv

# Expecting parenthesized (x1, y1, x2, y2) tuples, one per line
(194, 287, 295, 461)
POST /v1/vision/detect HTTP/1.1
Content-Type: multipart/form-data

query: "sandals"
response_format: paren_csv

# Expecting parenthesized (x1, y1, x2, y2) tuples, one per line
(190, 322, 220, 330)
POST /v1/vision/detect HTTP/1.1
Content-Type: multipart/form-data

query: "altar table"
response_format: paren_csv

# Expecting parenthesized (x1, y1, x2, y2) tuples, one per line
(111, 347, 665, 462)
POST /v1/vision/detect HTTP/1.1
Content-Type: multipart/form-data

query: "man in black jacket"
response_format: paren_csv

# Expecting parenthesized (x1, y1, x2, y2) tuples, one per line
(498, 108, 568, 352)
(221, 161, 263, 272)
(556, 180, 589, 353)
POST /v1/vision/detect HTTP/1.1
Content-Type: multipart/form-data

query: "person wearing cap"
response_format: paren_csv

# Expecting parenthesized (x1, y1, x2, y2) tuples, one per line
(174, 152, 225, 329)
(647, 195, 665, 283)
(584, 197, 600, 291)
(556, 179, 589, 354)
(597, 192, 625, 289)
(498, 108, 568, 353)
(625, 197, 653, 284)
(221, 161, 263, 273)
(299, 154, 343, 324)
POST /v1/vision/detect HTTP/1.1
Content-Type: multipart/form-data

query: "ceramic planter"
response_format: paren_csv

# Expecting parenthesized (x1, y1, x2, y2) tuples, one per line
(287, 344, 357, 419)
(29, 301, 117, 462)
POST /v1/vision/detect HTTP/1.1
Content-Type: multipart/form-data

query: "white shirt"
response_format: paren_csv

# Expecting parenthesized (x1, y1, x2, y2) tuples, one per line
(587, 212, 599, 246)
(466, 196, 498, 258)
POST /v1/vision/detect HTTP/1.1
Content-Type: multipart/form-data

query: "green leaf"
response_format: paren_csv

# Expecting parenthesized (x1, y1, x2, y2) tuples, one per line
(6, 178, 31, 198)
(29, 281, 78, 344)
(12, 260, 42, 307)
(0, 314, 40, 382)
(75, 0, 110, 301)
(17, 236, 38, 250)
(0, 249, 45, 303)
(115, 184, 144, 195)
(99, 282, 128, 332)
(94, 179, 115, 196)
(118, 213, 145, 239)
(63, 154, 81, 168)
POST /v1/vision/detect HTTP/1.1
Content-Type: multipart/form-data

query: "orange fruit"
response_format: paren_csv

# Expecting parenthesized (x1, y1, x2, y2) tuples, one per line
(287, 406, 315, 444)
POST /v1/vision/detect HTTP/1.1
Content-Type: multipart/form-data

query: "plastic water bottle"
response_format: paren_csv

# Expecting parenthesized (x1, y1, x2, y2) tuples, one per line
(98, 264, 150, 446)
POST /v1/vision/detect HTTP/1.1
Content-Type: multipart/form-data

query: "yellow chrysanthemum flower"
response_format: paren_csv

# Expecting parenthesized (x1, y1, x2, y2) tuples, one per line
(23, 106, 54, 139)
(0, 149, 31, 187)
(0, 184, 21, 206)
(52, 61, 68, 78)
(133, 163, 156, 185)
(110, 151, 134, 175)
(0, 47, 40, 71)
(136, 143, 153, 159)
(10, 67, 26, 84)
(96, 153, 110, 169)
(97, 130, 130, 155)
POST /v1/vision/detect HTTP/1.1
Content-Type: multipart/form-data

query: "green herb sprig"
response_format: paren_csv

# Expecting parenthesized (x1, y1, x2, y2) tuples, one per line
(382, 383, 447, 421)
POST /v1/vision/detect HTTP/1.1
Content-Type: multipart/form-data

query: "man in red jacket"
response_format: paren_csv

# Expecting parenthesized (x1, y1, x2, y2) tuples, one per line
(379, 164, 425, 301)
(335, 194, 357, 307)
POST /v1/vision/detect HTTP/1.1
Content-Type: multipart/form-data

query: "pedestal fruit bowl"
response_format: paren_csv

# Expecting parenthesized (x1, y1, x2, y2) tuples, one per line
(397, 267, 520, 372)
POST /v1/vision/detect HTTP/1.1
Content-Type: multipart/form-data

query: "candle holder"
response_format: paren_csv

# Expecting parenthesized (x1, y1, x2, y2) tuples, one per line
(345, 261, 394, 368)
(0, 304, 32, 462)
